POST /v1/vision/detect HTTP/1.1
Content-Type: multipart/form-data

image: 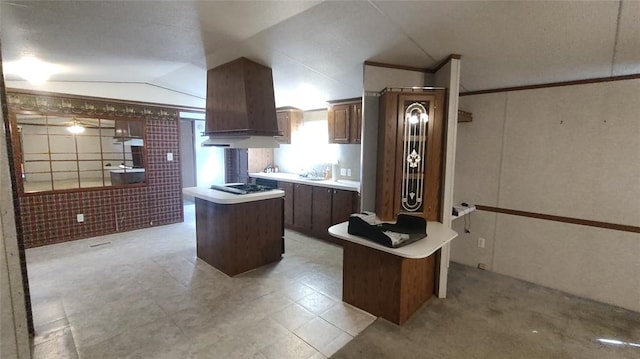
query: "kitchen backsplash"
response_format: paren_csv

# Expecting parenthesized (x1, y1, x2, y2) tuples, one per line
(274, 109, 361, 180)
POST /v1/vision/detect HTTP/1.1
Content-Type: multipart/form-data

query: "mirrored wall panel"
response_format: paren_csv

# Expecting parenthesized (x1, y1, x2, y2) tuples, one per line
(15, 113, 146, 193)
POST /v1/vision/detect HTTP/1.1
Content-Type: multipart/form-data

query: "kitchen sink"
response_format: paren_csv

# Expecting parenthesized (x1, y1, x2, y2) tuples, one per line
(298, 174, 326, 181)
(302, 176, 326, 181)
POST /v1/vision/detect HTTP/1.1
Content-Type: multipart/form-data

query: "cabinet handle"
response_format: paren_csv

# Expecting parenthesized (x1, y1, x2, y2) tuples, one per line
(333, 190, 337, 194)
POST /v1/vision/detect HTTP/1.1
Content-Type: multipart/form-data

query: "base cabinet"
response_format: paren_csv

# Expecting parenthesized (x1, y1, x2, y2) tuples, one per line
(195, 197, 283, 276)
(278, 180, 358, 244)
(293, 183, 313, 230)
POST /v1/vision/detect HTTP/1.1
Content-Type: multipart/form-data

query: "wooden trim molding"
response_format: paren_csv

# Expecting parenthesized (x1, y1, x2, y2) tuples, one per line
(327, 97, 362, 105)
(7, 90, 180, 121)
(460, 74, 640, 96)
(7, 88, 204, 114)
(364, 60, 431, 73)
(476, 205, 640, 234)
(365, 54, 462, 74)
(431, 54, 462, 73)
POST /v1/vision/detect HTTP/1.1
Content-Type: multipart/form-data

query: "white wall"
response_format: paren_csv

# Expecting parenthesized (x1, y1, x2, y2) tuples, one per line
(452, 78, 640, 312)
(194, 120, 225, 186)
(274, 109, 361, 180)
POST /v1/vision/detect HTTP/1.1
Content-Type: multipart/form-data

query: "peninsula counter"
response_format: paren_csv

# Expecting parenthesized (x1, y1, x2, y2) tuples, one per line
(329, 221, 457, 324)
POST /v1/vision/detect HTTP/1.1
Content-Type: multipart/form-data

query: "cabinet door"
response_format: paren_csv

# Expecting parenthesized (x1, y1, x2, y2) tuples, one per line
(293, 184, 312, 230)
(128, 120, 144, 138)
(312, 186, 332, 235)
(393, 92, 445, 221)
(331, 189, 355, 225)
(115, 120, 129, 137)
(349, 102, 362, 144)
(279, 182, 294, 227)
(328, 104, 350, 144)
(275, 111, 290, 144)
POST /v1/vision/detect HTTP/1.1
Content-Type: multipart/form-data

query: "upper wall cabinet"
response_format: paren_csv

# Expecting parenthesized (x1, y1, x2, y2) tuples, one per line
(275, 107, 303, 144)
(328, 99, 362, 144)
(115, 119, 144, 139)
(375, 89, 445, 222)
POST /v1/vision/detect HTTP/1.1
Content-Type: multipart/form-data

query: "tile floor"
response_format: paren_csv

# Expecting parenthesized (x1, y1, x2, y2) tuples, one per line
(27, 203, 375, 358)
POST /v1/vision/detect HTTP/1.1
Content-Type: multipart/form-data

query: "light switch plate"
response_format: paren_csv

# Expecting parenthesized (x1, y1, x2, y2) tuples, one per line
(77, 214, 84, 223)
(167, 153, 173, 161)
(347, 169, 352, 177)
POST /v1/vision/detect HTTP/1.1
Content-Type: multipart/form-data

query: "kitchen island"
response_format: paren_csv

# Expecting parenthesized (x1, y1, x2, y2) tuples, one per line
(183, 186, 285, 276)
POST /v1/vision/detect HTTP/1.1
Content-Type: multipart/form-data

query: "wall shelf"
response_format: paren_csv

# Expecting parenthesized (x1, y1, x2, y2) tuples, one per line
(452, 204, 476, 219)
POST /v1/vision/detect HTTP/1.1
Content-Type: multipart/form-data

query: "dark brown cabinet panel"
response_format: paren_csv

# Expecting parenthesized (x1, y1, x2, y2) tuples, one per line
(275, 107, 303, 144)
(312, 186, 333, 236)
(328, 104, 350, 143)
(375, 89, 445, 222)
(293, 183, 312, 230)
(115, 119, 143, 138)
(225, 149, 249, 184)
(279, 181, 294, 227)
(328, 99, 362, 144)
(331, 189, 356, 225)
(349, 102, 362, 144)
(279, 180, 359, 245)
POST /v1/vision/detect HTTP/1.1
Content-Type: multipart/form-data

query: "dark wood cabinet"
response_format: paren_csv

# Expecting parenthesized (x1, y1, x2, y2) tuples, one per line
(277, 179, 358, 244)
(115, 119, 143, 138)
(279, 182, 294, 227)
(312, 187, 333, 235)
(293, 183, 312, 230)
(275, 107, 303, 144)
(375, 89, 445, 222)
(331, 189, 357, 225)
(225, 149, 249, 184)
(349, 102, 362, 144)
(328, 99, 362, 144)
(328, 104, 350, 144)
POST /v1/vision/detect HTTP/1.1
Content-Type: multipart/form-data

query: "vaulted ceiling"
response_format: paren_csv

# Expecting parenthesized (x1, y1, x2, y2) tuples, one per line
(2, 1, 639, 108)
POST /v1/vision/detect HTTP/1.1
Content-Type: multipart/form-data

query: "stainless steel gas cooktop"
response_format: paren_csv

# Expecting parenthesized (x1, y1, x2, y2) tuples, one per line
(209, 183, 276, 195)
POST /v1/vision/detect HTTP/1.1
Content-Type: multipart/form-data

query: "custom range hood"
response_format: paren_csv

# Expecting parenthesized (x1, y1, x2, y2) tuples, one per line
(202, 57, 281, 148)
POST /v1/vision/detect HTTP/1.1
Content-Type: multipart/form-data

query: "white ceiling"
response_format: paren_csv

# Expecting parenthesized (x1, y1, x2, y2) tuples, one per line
(2, 1, 638, 109)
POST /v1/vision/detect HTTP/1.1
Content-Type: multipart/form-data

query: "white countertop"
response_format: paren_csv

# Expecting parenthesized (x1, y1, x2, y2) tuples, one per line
(183, 186, 284, 205)
(250, 172, 360, 192)
(110, 168, 145, 173)
(328, 221, 457, 259)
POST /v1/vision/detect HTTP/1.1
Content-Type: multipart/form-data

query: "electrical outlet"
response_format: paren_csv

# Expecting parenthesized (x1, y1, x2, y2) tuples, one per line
(478, 237, 485, 248)
(347, 168, 352, 177)
(167, 153, 173, 161)
(77, 214, 84, 223)
(340, 168, 346, 176)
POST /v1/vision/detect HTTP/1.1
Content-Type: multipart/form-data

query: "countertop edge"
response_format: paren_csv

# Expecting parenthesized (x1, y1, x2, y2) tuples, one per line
(328, 221, 458, 259)
(183, 187, 285, 205)
(250, 172, 360, 192)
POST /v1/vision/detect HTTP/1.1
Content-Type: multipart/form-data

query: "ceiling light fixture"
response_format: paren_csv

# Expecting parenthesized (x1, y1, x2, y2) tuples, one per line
(4, 56, 65, 85)
(67, 120, 85, 134)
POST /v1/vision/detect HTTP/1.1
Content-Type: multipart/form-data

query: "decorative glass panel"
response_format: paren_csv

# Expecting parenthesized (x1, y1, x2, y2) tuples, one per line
(400, 101, 429, 212)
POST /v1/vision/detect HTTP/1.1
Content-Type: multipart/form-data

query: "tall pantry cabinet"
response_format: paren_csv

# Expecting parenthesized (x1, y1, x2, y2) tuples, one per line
(375, 89, 446, 222)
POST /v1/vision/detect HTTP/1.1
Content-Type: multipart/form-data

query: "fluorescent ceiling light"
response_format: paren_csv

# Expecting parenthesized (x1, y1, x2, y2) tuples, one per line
(4, 56, 66, 85)
(67, 123, 85, 134)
